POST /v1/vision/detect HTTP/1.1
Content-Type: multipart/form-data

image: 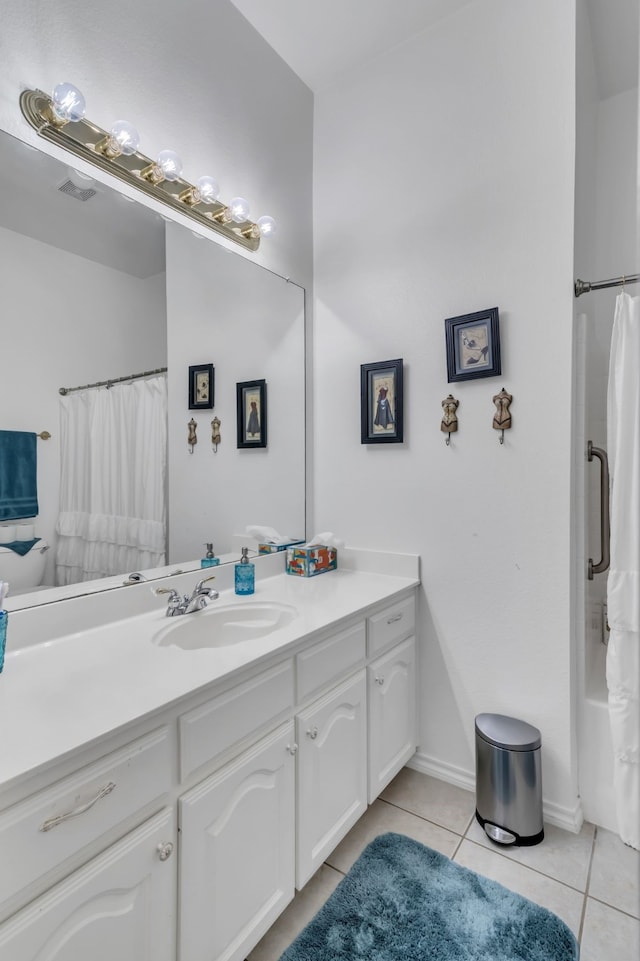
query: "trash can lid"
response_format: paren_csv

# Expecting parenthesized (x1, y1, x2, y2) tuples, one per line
(475, 713, 541, 751)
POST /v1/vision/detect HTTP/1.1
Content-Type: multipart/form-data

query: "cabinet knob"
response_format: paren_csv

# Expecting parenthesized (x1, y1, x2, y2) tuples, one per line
(306, 726, 319, 740)
(375, 675, 385, 685)
(156, 841, 174, 861)
(286, 743, 298, 755)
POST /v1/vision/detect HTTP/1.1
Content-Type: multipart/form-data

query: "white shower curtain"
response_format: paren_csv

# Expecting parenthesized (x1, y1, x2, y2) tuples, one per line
(55, 374, 168, 585)
(606, 292, 639, 850)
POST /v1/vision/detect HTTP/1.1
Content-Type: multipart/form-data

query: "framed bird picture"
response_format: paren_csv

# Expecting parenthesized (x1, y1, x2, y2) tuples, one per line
(445, 307, 501, 382)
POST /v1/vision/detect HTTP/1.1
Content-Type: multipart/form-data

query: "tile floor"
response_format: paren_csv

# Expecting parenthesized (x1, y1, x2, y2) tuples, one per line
(247, 768, 640, 961)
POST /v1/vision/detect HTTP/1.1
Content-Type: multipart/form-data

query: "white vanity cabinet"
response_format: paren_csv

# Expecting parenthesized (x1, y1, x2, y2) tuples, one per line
(295, 670, 368, 887)
(367, 636, 416, 802)
(0, 809, 175, 960)
(366, 596, 417, 804)
(178, 722, 296, 961)
(0, 581, 418, 961)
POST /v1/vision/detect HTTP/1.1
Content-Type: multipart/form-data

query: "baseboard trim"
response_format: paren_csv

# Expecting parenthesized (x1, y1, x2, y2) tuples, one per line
(407, 751, 475, 794)
(407, 752, 584, 835)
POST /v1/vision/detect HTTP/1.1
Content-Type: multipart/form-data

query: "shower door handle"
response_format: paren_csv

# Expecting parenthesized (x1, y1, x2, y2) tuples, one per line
(587, 441, 610, 580)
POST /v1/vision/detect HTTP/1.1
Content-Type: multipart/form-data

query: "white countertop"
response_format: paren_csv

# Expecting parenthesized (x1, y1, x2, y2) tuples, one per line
(0, 553, 419, 791)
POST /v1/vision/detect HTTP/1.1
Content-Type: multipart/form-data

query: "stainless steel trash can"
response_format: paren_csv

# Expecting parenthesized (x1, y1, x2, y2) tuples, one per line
(475, 713, 544, 846)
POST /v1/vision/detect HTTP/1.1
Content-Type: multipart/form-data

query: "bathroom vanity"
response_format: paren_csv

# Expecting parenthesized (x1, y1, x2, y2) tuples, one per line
(0, 550, 419, 961)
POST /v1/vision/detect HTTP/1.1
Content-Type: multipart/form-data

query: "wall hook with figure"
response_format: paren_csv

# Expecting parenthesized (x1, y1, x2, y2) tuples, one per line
(492, 388, 512, 444)
(440, 394, 459, 446)
(211, 417, 221, 452)
(188, 418, 198, 453)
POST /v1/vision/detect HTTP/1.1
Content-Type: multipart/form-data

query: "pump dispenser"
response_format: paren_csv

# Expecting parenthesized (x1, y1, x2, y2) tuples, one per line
(234, 547, 255, 595)
(0, 581, 8, 673)
(201, 543, 220, 568)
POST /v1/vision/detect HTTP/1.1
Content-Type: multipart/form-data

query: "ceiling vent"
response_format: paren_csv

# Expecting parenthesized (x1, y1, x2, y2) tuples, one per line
(58, 178, 97, 202)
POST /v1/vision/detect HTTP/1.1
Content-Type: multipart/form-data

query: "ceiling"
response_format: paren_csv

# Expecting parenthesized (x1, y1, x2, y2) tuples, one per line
(230, 0, 639, 98)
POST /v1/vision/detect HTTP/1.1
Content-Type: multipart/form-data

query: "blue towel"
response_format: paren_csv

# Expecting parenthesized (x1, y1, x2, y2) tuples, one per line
(0, 538, 41, 556)
(0, 431, 38, 521)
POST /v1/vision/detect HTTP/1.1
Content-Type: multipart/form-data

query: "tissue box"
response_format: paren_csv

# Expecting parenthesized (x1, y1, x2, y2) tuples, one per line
(286, 544, 338, 577)
(258, 539, 305, 554)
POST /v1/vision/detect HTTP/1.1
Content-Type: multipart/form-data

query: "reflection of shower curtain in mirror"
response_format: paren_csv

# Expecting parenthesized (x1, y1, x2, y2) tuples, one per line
(606, 293, 639, 850)
(55, 374, 167, 585)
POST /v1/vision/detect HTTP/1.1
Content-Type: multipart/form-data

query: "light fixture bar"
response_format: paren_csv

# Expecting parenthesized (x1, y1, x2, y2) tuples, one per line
(19, 88, 261, 251)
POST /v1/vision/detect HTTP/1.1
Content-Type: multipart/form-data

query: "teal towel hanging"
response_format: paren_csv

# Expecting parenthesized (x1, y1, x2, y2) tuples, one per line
(0, 431, 38, 521)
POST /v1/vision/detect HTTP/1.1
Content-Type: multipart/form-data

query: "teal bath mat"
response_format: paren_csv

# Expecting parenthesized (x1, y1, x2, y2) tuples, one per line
(280, 833, 578, 960)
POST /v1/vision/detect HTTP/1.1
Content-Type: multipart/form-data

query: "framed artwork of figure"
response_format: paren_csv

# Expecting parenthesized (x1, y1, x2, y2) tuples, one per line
(360, 359, 403, 444)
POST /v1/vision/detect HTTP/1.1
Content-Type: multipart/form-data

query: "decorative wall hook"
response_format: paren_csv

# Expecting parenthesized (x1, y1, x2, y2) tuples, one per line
(492, 387, 513, 444)
(440, 394, 459, 446)
(188, 418, 198, 453)
(211, 416, 221, 452)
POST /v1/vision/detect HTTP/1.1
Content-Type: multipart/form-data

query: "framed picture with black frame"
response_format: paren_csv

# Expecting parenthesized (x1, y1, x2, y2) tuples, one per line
(188, 363, 214, 409)
(360, 358, 404, 444)
(445, 307, 501, 382)
(236, 379, 267, 448)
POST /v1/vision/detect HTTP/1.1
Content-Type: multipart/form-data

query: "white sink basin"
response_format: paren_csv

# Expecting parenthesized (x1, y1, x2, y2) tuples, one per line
(153, 601, 298, 650)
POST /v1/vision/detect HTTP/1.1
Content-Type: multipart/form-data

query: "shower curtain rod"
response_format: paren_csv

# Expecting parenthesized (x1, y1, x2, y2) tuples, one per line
(574, 273, 639, 297)
(58, 367, 167, 395)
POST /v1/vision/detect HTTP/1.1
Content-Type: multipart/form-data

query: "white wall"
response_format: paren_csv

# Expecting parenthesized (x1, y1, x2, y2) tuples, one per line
(165, 223, 306, 561)
(313, 0, 579, 824)
(0, 225, 166, 585)
(0, 0, 313, 288)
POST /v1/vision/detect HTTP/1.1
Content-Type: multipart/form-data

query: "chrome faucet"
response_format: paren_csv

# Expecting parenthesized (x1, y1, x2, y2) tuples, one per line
(154, 575, 219, 616)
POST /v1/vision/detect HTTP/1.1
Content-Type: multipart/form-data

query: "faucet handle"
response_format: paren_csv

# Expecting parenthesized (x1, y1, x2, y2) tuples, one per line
(153, 587, 180, 599)
(194, 574, 217, 591)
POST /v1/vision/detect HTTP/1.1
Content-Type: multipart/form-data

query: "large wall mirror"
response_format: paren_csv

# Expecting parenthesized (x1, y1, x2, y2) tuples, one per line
(0, 128, 306, 610)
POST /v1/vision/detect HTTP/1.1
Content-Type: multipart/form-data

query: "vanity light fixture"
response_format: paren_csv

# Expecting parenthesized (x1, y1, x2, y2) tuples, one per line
(20, 83, 276, 251)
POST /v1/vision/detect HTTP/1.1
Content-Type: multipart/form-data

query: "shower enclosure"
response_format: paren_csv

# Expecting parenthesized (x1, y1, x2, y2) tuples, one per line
(573, 0, 639, 832)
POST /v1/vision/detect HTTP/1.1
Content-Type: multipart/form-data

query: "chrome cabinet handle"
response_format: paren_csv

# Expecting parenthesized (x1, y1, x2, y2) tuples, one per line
(306, 726, 319, 740)
(156, 841, 174, 861)
(387, 613, 403, 624)
(286, 743, 298, 755)
(39, 781, 116, 832)
(375, 675, 385, 685)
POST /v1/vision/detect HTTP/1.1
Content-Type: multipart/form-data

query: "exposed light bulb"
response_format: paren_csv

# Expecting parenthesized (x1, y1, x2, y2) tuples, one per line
(51, 82, 86, 123)
(257, 215, 276, 237)
(229, 196, 250, 223)
(157, 150, 182, 181)
(110, 120, 140, 156)
(195, 176, 220, 203)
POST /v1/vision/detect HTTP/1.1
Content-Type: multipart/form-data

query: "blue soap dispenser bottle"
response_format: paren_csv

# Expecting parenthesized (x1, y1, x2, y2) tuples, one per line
(201, 543, 220, 568)
(235, 547, 255, 595)
(0, 581, 8, 674)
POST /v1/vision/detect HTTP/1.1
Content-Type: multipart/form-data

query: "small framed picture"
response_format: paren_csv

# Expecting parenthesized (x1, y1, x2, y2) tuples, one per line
(445, 307, 501, 382)
(237, 379, 267, 448)
(188, 363, 214, 409)
(360, 359, 404, 444)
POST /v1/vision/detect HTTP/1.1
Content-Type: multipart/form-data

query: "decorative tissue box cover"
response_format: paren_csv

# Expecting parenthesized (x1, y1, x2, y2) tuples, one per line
(258, 539, 305, 554)
(286, 544, 338, 577)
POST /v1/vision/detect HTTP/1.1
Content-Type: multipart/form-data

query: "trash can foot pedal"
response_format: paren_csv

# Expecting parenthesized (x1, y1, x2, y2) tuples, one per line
(484, 822, 516, 845)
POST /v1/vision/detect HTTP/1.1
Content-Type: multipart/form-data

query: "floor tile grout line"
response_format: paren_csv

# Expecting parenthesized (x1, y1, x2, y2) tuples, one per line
(577, 825, 598, 944)
(378, 795, 472, 839)
(587, 893, 640, 922)
(460, 836, 592, 896)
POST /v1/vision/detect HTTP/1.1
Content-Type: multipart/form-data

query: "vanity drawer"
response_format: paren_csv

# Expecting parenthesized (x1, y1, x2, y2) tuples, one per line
(296, 622, 366, 703)
(367, 596, 415, 657)
(0, 726, 171, 906)
(179, 659, 295, 782)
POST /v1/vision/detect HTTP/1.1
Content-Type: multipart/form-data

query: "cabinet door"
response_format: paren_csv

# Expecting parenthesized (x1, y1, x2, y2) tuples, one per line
(368, 636, 416, 803)
(296, 671, 367, 888)
(0, 809, 175, 961)
(179, 722, 295, 961)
